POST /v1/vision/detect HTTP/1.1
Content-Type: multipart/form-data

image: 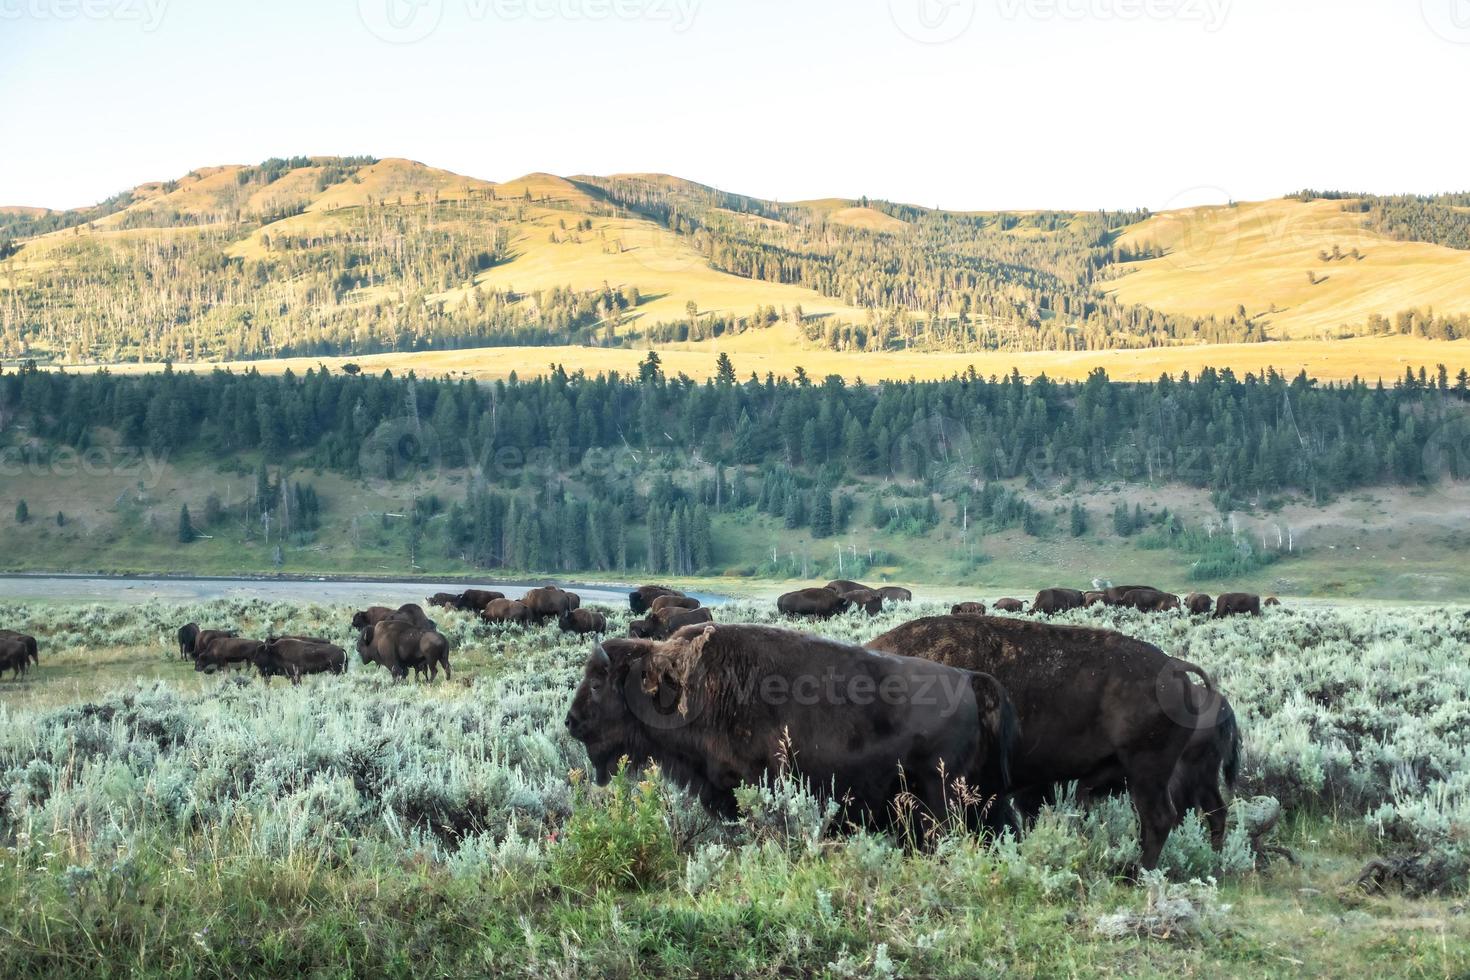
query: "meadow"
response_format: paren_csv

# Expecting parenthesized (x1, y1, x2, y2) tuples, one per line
(0, 598, 1467, 976)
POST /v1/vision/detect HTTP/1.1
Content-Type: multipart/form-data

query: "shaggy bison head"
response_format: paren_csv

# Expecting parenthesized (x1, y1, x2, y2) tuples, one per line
(565, 639, 689, 785)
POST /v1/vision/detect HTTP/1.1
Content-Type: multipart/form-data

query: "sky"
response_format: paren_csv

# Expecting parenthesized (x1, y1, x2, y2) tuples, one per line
(3, 0, 1469, 212)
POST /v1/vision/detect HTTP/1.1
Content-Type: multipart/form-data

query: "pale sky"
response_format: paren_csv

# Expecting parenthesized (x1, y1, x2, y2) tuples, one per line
(2, 0, 1468, 212)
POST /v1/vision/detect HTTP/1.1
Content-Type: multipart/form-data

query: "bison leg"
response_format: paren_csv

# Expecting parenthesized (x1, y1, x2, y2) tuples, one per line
(1122, 753, 1181, 872)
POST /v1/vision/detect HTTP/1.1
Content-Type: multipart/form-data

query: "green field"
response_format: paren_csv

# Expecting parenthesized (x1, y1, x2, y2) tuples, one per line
(0, 598, 1466, 976)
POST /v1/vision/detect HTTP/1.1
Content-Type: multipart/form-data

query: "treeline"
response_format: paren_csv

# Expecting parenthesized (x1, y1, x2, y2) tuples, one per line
(1293, 189, 1470, 251)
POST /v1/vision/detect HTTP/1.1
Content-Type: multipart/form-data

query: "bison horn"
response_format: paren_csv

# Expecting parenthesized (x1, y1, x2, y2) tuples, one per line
(592, 643, 610, 669)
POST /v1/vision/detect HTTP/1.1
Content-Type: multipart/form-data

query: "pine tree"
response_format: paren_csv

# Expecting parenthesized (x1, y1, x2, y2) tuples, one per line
(178, 505, 196, 543)
(1069, 502, 1088, 537)
(810, 493, 834, 538)
(14, 500, 27, 524)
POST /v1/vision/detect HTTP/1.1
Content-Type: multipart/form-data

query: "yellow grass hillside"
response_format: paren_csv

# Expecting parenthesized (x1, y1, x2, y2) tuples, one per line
(1105, 198, 1470, 338)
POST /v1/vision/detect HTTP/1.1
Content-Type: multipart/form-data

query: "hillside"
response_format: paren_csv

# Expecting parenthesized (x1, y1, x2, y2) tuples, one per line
(2, 162, 1469, 376)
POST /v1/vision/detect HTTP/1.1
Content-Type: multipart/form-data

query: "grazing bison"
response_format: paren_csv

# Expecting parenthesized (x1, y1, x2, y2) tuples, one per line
(650, 594, 701, 614)
(482, 599, 532, 627)
(951, 602, 988, 617)
(630, 606, 714, 640)
(866, 615, 1224, 870)
(177, 623, 200, 659)
(195, 637, 266, 673)
(1185, 593, 1214, 616)
(565, 623, 1019, 837)
(1031, 588, 1085, 616)
(352, 604, 436, 631)
(1214, 593, 1262, 619)
(0, 636, 30, 680)
(1123, 589, 1181, 613)
(1083, 591, 1107, 608)
(1264, 596, 1282, 608)
(559, 609, 609, 636)
(356, 623, 452, 681)
(523, 587, 581, 624)
(629, 585, 683, 615)
(876, 586, 914, 604)
(256, 638, 346, 685)
(0, 630, 38, 666)
(184, 627, 238, 661)
(393, 603, 438, 631)
(350, 606, 397, 630)
(777, 588, 850, 620)
(993, 598, 1025, 614)
(1102, 586, 1160, 607)
(840, 589, 886, 617)
(458, 590, 506, 612)
(427, 593, 463, 610)
(824, 580, 871, 595)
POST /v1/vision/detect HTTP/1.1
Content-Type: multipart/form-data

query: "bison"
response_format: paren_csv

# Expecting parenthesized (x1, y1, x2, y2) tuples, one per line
(356, 622, 452, 681)
(177, 623, 199, 659)
(352, 604, 436, 632)
(0, 629, 38, 666)
(629, 585, 683, 615)
(951, 602, 988, 617)
(1214, 593, 1262, 619)
(840, 589, 886, 617)
(256, 638, 346, 685)
(482, 599, 532, 627)
(458, 590, 506, 612)
(1031, 588, 1085, 616)
(559, 609, 609, 636)
(993, 598, 1025, 614)
(195, 637, 266, 673)
(1123, 589, 1181, 613)
(427, 592, 463, 610)
(565, 623, 1019, 838)
(650, 594, 701, 614)
(523, 587, 581, 624)
(876, 586, 913, 604)
(1102, 585, 1160, 607)
(1264, 596, 1282, 608)
(0, 636, 30, 680)
(630, 606, 714, 640)
(866, 615, 1225, 870)
(824, 580, 871, 595)
(1185, 593, 1214, 616)
(1082, 591, 1107, 608)
(183, 627, 238, 661)
(776, 588, 850, 620)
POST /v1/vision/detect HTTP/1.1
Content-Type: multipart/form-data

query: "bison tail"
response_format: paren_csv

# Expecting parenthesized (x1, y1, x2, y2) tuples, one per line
(1219, 701, 1243, 794)
(1173, 658, 1217, 694)
(970, 673, 1019, 795)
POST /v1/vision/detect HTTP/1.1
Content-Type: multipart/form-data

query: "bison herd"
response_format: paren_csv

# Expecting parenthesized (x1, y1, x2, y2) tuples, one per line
(947, 586, 1281, 620)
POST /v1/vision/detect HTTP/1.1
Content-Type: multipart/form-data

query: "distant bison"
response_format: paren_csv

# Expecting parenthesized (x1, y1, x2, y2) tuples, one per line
(629, 585, 683, 615)
(1123, 589, 1181, 613)
(876, 586, 913, 604)
(356, 622, 452, 682)
(650, 595, 701, 614)
(177, 623, 200, 659)
(559, 609, 609, 636)
(630, 606, 713, 640)
(993, 598, 1025, 614)
(256, 638, 346, 685)
(427, 593, 463, 610)
(352, 604, 436, 631)
(458, 590, 506, 612)
(776, 588, 850, 620)
(566, 623, 1018, 837)
(840, 589, 886, 617)
(1102, 586, 1160, 607)
(523, 587, 581, 624)
(195, 637, 266, 674)
(0, 635, 31, 680)
(1082, 591, 1107, 608)
(1264, 596, 1282, 608)
(0, 629, 38, 666)
(951, 602, 988, 617)
(1214, 593, 1262, 619)
(824, 580, 871, 595)
(1032, 588, 1085, 616)
(1185, 593, 1214, 616)
(482, 599, 532, 627)
(867, 615, 1225, 870)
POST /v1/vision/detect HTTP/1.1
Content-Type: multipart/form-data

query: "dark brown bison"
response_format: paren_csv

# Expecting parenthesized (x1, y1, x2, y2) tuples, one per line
(650, 594, 701, 614)
(1214, 593, 1262, 619)
(1082, 591, 1107, 607)
(1123, 589, 1181, 613)
(840, 589, 886, 617)
(630, 606, 714, 640)
(458, 590, 506, 611)
(177, 623, 199, 659)
(1102, 586, 1160, 607)
(393, 604, 438, 630)
(523, 587, 581, 624)
(427, 592, 463, 610)
(1264, 596, 1282, 608)
(350, 606, 397, 630)
(866, 615, 1225, 870)
(1031, 588, 1085, 616)
(824, 580, 871, 595)
(951, 602, 988, 617)
(0, 629, 38, 666)
(256, 638, 346, 685)
(559, 609, 609, 636)
(565, 623, 1019, 837)
(482, 599, 532, 626)
(993, 598, 1025, 614)
(185, 628, 238, 661)
(195, 637, 266, 673)
(776, 588, 850, 620)
(351, 604, 436, 631)
(1185, 593, 1214, 615)
(0, 636, 30, 680)
(876, 586, 913, 604)
(356, 623, 452, 681)
(629, 585, 683, 615)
